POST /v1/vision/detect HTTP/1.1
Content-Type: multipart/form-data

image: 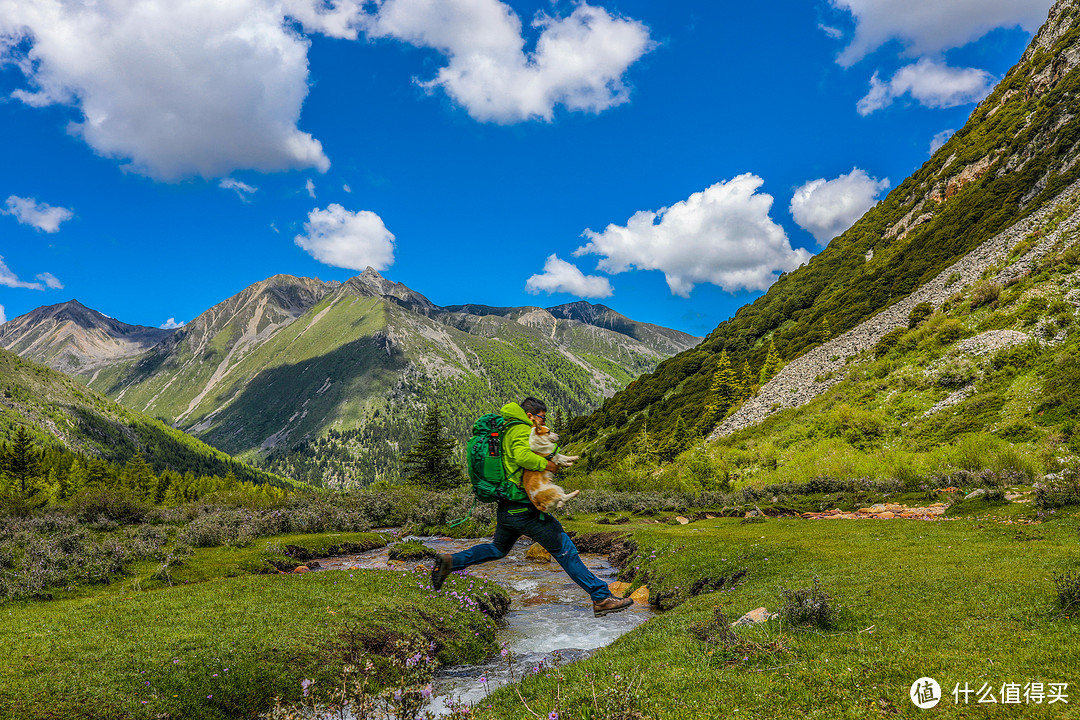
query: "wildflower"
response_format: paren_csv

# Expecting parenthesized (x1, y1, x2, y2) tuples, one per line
(301, 679, 312, 697)
(549, 713, 559, 720)
(421, 685, 433, 699)
(479, 676, 487, 684)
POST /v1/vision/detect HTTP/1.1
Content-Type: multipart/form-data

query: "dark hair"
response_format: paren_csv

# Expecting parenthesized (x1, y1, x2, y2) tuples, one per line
(521, 397, 547, 415)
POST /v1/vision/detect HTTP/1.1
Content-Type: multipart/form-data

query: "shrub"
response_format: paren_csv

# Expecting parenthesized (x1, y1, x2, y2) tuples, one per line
(873, 328, 907, 359)
(66, 487, 153, 525)
(1034, 465, 1080, 509)
(1051, 569, 1080, 618)
(969, 280, 1002, 310)
(778, 577, 841, 629)
(908, 302, 934, 329)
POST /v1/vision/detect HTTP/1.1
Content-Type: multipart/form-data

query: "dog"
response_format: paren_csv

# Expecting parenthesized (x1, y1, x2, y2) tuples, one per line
(522, 418, 580, 512)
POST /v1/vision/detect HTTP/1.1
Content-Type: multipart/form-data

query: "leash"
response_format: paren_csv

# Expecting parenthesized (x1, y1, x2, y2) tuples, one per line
(446, 494, 476, 528)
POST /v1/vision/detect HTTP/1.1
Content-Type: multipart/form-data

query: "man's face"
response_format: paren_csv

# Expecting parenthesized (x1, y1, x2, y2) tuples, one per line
(528, 411, 546, 423)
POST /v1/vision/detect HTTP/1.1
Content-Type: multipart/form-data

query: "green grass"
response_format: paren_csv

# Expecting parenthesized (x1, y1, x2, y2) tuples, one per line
(471, 513, 1080, 719)
(0, 549, 505, 719)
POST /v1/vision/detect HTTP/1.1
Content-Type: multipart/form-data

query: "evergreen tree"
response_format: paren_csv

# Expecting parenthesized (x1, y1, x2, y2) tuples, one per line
(635, 421, 658, 465)
(821, 316, 833, 341)
(1, 426, 43, 495)
(401, 404, 463, 490)
(550, 407, 566, 436)
(658, 415, 695, 463)
(701, 351, 738, 432)
(759, 340, 782, 386)
(739, 360, 756, 401)
(122, 452, 156, 499)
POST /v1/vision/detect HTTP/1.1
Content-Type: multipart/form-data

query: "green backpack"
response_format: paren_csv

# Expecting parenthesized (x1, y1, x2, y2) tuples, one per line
(466, 413, 530, 503)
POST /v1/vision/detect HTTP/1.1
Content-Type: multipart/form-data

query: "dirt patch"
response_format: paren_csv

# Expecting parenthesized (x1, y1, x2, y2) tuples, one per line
(568, 531, 637, 569)
(283, 538, 385, 561)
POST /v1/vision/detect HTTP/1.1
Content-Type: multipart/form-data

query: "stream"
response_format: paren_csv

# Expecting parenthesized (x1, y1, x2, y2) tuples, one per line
(313, 535, 654, 715)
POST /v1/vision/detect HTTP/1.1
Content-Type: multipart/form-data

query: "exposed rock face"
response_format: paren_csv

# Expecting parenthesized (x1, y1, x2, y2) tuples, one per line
(0, 299, 172, 375)
(709, 179, 1080, 441)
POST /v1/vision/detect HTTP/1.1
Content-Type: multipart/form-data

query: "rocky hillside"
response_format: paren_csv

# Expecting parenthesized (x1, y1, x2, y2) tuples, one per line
(0, 300, 171, 377)
(3, 269, 699, 486)
(567, 0, 1080, 462)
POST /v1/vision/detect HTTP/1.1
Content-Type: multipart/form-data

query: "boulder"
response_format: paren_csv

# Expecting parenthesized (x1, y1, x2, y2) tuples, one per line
(293, 566, 310, 574)
(525, 543, 552, 562)
(630, 586, 650, 604)
(675, 516, 691, 524)
(876, 511, 896, 519)
(608, 580, 631, 595)
(731, 607, 776, 626)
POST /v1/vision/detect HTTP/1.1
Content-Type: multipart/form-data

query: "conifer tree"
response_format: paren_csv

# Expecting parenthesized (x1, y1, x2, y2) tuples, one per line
(550, 407, 566, 435)
(702, 351, 738, 431)
(821, 316, 833, 341)
(635, 421, 658, 465)
(759, 340, 782, 385)
(122, 452, 156, 498)
(739, 359, 756, 401)
(401, 404, 463, 490)
(66, 457, 88, 498)
(658, 415, 695, 463)
(1, 426, 42, 495)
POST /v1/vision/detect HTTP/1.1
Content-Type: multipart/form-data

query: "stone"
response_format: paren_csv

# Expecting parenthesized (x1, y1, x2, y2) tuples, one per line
(966, 489, 987, 500)
(608, 580, 631, 595)
(870, 504, 887, 512)
(731, 607, 775, 626)
(525, 543, 552, 562)
(630, 586, 650, 604)
(293, 566, 310, 574)
(858, 507, 874, 514)
(675, 516, 690, 524)
(876, 511, 896, 519)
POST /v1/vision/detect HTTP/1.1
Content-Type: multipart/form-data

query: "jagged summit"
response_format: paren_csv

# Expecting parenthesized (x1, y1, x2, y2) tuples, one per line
(346, 267, 437, 310)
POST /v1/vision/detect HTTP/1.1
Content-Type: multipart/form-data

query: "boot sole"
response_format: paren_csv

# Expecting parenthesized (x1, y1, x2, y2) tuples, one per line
(593, 599, 633, 617)
(431, 555, 453, 591)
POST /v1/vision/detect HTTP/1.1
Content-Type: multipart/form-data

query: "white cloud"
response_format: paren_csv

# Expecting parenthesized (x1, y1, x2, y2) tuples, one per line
(0, 305, 6, 325)
(36, 272, 64, 289)
(1, 0, 331, 181)
(525, 254, 613, 298)
(343, 184, 352, 193)
(830, 0, 1051, 67)
(365, 0, 654, 123)
(790, 168, 890, 245)
(219, 178, 258, 199)
(819, 24, 844, 40)
(3, 195, 74, 233)
(930, 129, 955, 154)
(295, 204, 395, 271)
(574, 174, 812, 298)
(0, 256, 44, 290)
(160, 318, 186, 329)
(857, 59, 995, 115)
(306, 178, 316, 198)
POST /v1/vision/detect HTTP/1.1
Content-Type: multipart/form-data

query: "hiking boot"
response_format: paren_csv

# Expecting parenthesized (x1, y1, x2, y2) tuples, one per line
(593, 596, 633, 617)
(430, 553, 453, 591)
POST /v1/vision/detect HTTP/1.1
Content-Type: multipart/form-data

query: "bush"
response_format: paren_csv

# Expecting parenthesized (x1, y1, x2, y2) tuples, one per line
(1051, 569, 1080, 618)
(1035, 465, 1080, 509)
(778, 577, 841, 629)
(969, 280, 1002, 310)
(873, 328, 907, 358)
(66, 487, 153, 525)
(908, 302, 934, 329)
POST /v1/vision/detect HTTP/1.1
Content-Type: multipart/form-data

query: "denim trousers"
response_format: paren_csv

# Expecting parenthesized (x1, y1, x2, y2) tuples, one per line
(450, 503, 613, 602)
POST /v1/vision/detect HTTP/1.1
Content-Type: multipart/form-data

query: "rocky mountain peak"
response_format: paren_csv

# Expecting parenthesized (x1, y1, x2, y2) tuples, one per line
(346, 267, 437, 310)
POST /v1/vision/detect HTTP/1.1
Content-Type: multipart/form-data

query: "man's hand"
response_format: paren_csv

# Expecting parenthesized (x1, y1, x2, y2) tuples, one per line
(545, 460, 558, 473)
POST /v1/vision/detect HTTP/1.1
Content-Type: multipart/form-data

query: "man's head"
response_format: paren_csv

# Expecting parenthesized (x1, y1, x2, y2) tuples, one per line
(521, 397, 547, 422)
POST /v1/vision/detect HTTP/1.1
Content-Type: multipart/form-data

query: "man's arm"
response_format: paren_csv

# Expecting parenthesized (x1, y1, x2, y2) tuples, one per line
(505, 427, 551, 472)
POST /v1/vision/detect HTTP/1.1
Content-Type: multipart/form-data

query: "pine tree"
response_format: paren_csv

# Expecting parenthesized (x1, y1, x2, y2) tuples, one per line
(401, 404, 463, 490)
(1, 426, 43, 495)
(821, 316, 833, 341)
(122, 452, 156, 499)
(550, 407, 566, 435)
(739, 359, 756, 401)
(701, 351, 738, 431)
(759, 340, 782, 385)
(658, 415, 695, 463)
(66, 457, 87, 498)
(636, 421, 658, 465)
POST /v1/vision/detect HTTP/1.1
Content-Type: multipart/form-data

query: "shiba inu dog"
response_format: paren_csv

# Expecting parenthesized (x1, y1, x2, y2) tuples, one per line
(522, 418, 580, 512)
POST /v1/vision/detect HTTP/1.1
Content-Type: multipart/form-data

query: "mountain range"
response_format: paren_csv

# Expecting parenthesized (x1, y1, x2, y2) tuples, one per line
(0, 269, 699, 485)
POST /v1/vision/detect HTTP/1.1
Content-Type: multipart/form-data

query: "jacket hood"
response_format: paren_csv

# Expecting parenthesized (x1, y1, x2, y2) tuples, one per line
(501, 402, 531, 424)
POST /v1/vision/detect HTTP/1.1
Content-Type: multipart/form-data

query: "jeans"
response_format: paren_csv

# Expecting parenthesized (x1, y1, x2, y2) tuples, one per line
(450, 503, 613, 602)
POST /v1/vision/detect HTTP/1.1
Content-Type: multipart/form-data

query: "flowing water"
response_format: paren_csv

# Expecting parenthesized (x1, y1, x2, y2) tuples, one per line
(314, 535, 653, 715)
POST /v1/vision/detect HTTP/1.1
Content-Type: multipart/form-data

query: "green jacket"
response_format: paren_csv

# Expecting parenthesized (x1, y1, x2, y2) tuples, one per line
(500, 402, 548, 487)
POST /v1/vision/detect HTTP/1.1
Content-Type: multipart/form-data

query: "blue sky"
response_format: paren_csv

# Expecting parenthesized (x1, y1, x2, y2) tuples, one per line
(0, 0, 1055, 336)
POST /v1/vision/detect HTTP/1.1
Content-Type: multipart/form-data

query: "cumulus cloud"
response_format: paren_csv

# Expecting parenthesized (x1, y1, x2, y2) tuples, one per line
(0, 256, 44, 290)
(0, 305, 6, 325)
(3, 195, 74, 233)
(830, 0, 1051, 67)
(857, 59, 995, 115)
(790, 168, 890, 245)
(295, 204, 395, 271)
(365, 0, 654, 123)
(525, 254, 613, 298)
(36, 272, 64, 289)
(306, 178, 316, 198)
(574, 174, 812, 298)
(160, 318, 186, 329)
(1, 0, 652, 180)
(1, 0, 331, 181)
(930, 129, 955, 155)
